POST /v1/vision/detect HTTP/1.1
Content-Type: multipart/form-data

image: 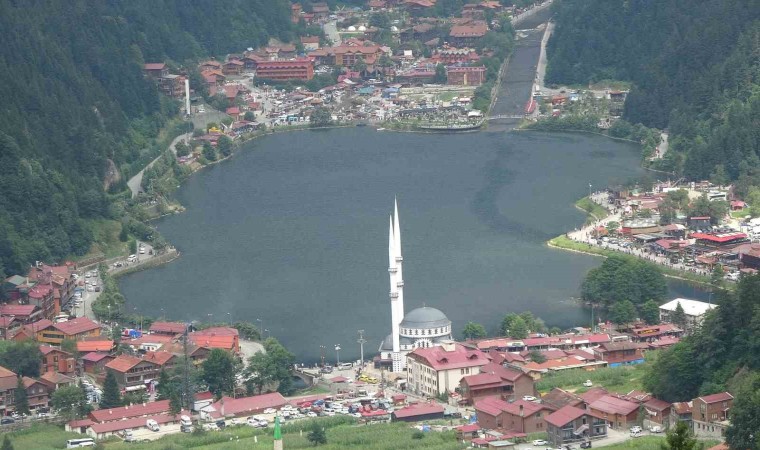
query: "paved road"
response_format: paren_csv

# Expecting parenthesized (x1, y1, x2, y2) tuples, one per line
(127, 133, 192, 198)
(652, 132, 668, 159)
(323, 20, 341, 46)
(536, 21, 554, 95)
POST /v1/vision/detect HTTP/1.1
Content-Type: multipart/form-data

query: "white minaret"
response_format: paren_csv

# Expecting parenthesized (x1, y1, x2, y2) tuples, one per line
(389, 216, 400, 364)
(389, 199, 406, 373)
(184, 78, 191, 116)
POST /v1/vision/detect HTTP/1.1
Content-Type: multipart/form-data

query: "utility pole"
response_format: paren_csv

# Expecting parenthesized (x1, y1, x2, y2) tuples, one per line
(335, 344, 341, 366)
(181, 323, 194, 411)
(320, 345, 326, 368)
(357, 330, 366, 367)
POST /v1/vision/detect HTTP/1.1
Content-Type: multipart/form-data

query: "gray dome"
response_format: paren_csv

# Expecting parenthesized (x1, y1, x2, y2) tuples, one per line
(400, 307, 450, 329)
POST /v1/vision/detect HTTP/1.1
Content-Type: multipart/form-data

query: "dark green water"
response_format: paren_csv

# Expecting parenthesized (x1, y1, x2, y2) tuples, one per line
(120, 127, 700, 361)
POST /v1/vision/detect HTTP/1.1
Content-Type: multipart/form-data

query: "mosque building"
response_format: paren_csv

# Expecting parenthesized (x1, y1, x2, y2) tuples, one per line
(378, 200, 453, 373)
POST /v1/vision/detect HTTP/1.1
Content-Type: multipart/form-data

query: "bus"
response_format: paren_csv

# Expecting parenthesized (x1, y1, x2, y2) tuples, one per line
(66, 438, 95, 448)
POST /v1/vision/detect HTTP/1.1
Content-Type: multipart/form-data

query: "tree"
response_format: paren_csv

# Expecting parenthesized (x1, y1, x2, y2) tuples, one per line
(605, 221, 620, 234)
(128, 239, 137, 255)
(529, 350, 546, 364)
(175, 141, 190, 158)
(509, 317, 529, 339)
(217, 135, 233, 157)
(461, 322, 487, 340)
(101, 372, 122, 409)
(244, 338, 296, 396)
(0, 341, 43, 377)
(434, 63, 447, 84)
(611, 300, 637, 325)
(310, 107, 332, 127)
(169, 391, 182, 416)
(51, 385, 89, 420)
(156, 369, 176, 401)
(710, 265, 724, 290)
(671, 301, 687, 329)
(642, 341, 703, 402)
(640, 300, 660, 325)
(1, 436, 13, 450)
(307, 422, 327, 446)
(14, 377, 29, 415)
(202, 142, 216, 161)
(202, 349, 239, 399)
(663, 421, 698, 450)
(725, 373, 760, 450)
(243, 111, 255, 121)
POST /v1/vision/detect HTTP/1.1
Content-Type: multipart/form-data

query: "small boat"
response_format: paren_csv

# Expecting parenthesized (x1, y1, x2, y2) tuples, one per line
(376, 128, 386, 131)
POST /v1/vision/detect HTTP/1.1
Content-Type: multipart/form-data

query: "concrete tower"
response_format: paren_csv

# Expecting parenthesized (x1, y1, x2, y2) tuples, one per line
(389, 199, 405, 372)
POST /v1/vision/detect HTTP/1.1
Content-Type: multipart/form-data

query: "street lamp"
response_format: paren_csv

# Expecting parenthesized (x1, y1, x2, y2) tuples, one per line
(264, 329, 270, 339)
(207, 313, 213, 323)
(256, 318, 263, 338)
(160, 308, 165, 321)
(320, 345, 326, 368)
(335, 344, 341, 366)
(226, 312, 231, 325)
(588, 183, 593, 199)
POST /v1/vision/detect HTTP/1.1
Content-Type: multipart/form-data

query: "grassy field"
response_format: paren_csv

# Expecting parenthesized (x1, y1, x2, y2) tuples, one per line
(4, 419, 464, 450)
(730, 209, 751, 219)
(575, 196, 610, 222)
(536, 360, 649, 394)
(74, 219, 128, 262)
(598, 436, 719, 450)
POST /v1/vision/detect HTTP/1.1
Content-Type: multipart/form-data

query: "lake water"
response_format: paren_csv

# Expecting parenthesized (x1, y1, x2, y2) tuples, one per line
(120, 18, 708, 362)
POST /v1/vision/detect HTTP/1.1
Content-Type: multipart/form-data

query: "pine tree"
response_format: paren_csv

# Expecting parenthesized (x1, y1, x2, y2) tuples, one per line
(671, 301, 687, 329)
(663, 421, 697, 450)
(307, 422, 327, 446)
(169, 391, 182, 416)
(100, 372, 122, 409)
(14, 376, 29, 415)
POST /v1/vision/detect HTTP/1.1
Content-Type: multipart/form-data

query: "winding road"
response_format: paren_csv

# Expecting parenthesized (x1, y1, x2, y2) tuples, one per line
(127, 132, 192, 198)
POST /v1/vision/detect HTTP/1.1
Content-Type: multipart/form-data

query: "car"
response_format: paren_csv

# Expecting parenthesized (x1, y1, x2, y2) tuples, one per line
(307, 412, 317, 418)
(203, 423, 218, 431)
(1, 418, 15, 425)
(263, 408, 277, 414)
(630, 426, 642, 434)
(583, 380, 593, 387)
(146, 419, 160, 432)
(229, 418, 240, 425)
(181, 424, 193, 433)
(533, 440, 548, 446)
(522, 395, 538, 402)
(649, 425, 662, 433)
(580, 441, 592, 449)
(139, 248, 145, 254)
(351, 412, 362, 418)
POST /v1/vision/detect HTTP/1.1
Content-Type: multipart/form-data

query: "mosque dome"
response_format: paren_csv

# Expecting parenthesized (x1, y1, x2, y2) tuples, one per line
(400, 307, 451, 329)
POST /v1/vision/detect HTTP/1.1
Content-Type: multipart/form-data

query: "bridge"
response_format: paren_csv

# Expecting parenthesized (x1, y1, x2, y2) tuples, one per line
(293, 368, 320, 386)
(487, 114, 526, 120)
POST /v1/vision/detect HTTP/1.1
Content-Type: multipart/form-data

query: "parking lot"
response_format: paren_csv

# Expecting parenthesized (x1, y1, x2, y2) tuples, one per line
(128, 423, 182, 442)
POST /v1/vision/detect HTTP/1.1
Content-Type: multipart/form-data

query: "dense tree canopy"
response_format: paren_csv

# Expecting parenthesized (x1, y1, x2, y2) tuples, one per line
(581, 255, 667, 307)
(546, 0, 760, 183)
(0, 0, 293, 273)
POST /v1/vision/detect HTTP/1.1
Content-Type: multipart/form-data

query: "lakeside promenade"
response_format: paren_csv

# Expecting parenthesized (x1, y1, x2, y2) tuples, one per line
(561, 192, 713, 281)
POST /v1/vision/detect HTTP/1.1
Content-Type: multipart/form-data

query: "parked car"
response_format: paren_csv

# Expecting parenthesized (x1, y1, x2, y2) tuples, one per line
(146, 419, 160, 432)
(533, 440, 548, 446)
(522, 395, 538, 402)
(630, 426, 642, 434)
(583, 380, 593, 387)
(1, 418, 15, 425)
(649, 425, 662, 433)
(580, 441, 592, 448)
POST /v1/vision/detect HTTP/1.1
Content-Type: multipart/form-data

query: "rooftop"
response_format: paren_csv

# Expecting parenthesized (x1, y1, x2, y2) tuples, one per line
(698, 392, 733, 404)
(408, 343, 489, 371)
(54, 316, 100, 336)
(659, 298, 717, 316)
(400, 306, 451, 329)
(392, 402, 444, 419)
(546, 405, 592, 427)
(90, 399, 171, 423)
(206, 393, 287, 418)
(589, 395, 639, 416)
(149, 321, 187, 334)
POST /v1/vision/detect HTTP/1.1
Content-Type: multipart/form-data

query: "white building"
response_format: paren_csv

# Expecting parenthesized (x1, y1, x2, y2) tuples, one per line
(378, 200, 453, 373)
(405, 342, 490, 397)
(659, 298, 717, 330)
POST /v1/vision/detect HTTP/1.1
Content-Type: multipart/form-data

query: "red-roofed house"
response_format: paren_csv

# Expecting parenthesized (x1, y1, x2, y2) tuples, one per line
(76, 339, 115, 353)
(89, 399, 171, 423)
(460, 362, 534, 404)
(587, 395, 639, 429)
(0, 365, 17, 414)
(449, 22, 488, 46)
(256, 59, 314, 81)
(592, 342, 645, 367)
(36, 317, 101, 345)
(86, 410, 191, 439)
(406, 342, 490, 397)
(0, 304, 42, 323)
(0, 316, 20, 340)
(392, 402, 445, 422)
(39, 371, 76, 392)
(39, 345, 76, 375)
(12, 319, 53, 341)
(150, 322, 186, 336)
(642, 398, 671, 427)
(189, 327, 240, 353)
(455, 423, 482, 441)
(545, 405, 607, 446)
(542, 388, 584, 411)
(693, 392, 732, 423)
(22, 376, 50, 412)
(474, 397, 553, 432)
(222, 59, 244, 75)
(144, 63, 168, 78)
(201, 393, 287, 419)
(81, 352, 115, 374)
(105, 354, 161, 390)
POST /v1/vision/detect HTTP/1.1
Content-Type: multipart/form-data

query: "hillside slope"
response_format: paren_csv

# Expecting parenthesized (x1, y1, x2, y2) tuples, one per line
(0, 0, 292, 275)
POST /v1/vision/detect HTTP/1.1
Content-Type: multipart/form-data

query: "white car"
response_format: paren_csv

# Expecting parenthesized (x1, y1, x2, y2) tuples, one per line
(630, 426, 642, 434)
(263, 408, 277, 414)
(522, 395, 538, 402)
(533, 440, 548, 446)
(307, 412, 317, 418)
(583, 380, 593, 387)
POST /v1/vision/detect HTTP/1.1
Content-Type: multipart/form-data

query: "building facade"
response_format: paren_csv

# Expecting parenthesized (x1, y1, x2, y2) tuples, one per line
(406, 342, 489, 397)
(255, 60, 314, 81)
(546, 405, 607, 446)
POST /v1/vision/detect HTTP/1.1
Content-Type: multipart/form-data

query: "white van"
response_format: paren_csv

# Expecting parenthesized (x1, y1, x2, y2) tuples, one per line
(66, 438, 95, 448)
(146, 419, 160, 432)
(338, 362, 353, 370)
(180, 415, 192, 427)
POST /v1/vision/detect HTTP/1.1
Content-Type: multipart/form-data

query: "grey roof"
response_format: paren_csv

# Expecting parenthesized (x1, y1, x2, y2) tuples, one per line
(379, 333, 415, 351)
(400, 307, 450, 329)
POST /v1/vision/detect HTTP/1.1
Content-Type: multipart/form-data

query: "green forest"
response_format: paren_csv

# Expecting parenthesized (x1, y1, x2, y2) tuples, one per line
(0, 0, 293, 276)
(545, 0, 760, 185)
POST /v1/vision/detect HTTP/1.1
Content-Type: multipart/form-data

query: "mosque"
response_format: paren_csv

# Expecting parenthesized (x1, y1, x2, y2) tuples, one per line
(378, 200, 453, 373)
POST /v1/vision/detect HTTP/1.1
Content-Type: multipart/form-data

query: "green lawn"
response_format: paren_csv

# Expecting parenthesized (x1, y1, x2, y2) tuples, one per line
(597, 436, 719, 450)
(730, 209, 751, 219)
(575, 196, 610, 222)
(74, 219, 129, 262)
(536, 361, 649, 394)
(5, 418, 464, 450)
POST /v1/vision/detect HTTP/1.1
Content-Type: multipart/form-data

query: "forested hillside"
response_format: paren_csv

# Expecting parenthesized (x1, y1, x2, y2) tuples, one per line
(545, 0, 760, 184)
(0, 0, 292, 275)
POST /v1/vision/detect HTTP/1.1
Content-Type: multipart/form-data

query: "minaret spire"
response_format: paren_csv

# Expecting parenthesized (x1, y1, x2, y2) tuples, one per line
(390, 198, 406, 372)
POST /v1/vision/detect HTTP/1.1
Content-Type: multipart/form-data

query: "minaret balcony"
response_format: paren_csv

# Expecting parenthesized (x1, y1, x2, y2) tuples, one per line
(388, 267, 397, 274)
(390, 292, 399, 298)
(397, 281, 404, 288)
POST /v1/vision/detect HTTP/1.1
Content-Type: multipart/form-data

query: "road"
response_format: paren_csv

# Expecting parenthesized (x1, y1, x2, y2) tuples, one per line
(651, 132, 668, 160)
(536, 21, 554, 95)
(127, 133, 192, 198)
(323, 20, 341, 46)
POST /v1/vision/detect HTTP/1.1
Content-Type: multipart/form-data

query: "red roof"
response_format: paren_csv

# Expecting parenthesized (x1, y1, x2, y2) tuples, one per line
(90, 400, 171, 423)
(191, 326, 239, 337)
(589, 395, 639, 416)
(54, 317, 100, 336)
(392, 402, 444, 419)
(24, 319, 53, 332)
(144, 63, 166, 71)
(90, 410, 190, 433)
(81, 352, 112, 363)
(68, 418, 95, 429)
(408, 343, 490, 371)
(329, 376, 348, 383)
(207, 393, 287, 418)
(143, 351, 175, 366)
(546, 405, 589, 427)
(0, 304, 38, 316)
(39, 345, 70, 356)
(149, 321, 187, 334)
(643, 398, 671, 411)
(698, 392, 733, 404)
(456, 423, 481, 433)
(450, 23, 488, 38)
(475, 398, 548, 418)
(105, 354, 151, 373)
(76, 340, 114, 353)
(691, 232, 747, 243)
(580, 387, 609, 404)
